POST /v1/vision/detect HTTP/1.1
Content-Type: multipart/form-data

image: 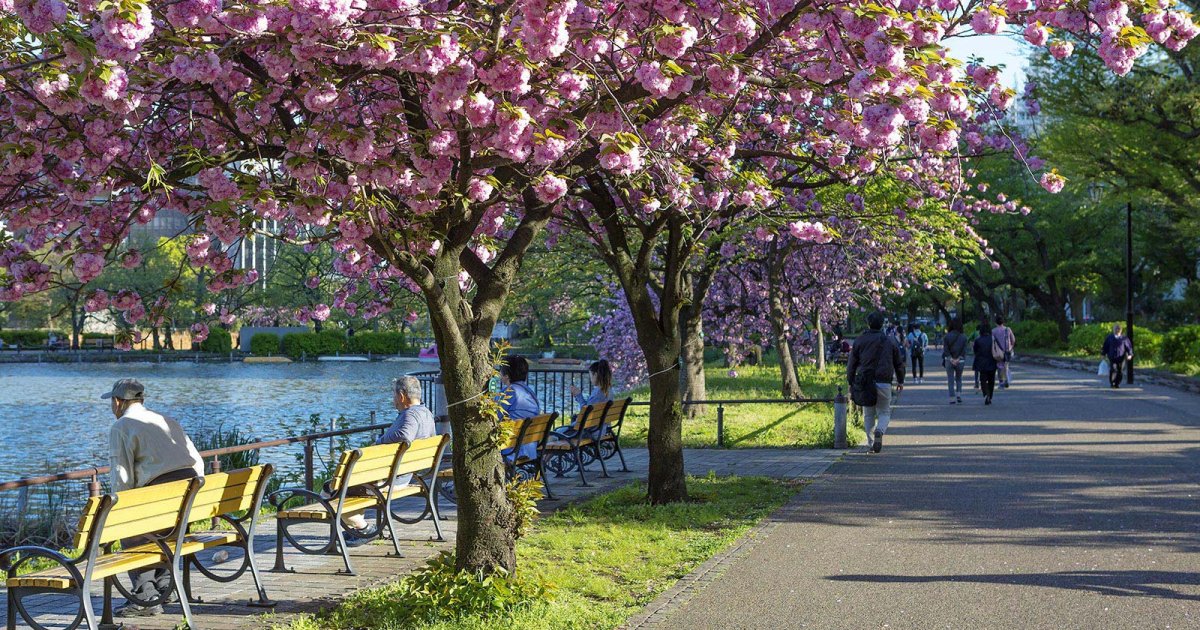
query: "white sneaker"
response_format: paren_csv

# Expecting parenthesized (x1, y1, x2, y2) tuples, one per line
(342, 513, 368, 530)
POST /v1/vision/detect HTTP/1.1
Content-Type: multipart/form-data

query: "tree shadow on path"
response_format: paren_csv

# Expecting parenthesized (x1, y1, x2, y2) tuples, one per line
(828, 570, 1200, 602)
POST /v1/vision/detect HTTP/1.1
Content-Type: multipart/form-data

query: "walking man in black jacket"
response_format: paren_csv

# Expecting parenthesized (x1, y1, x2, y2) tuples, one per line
(847, 312, 907, 453)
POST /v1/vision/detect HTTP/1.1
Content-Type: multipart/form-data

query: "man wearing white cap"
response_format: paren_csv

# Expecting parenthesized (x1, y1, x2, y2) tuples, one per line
(103, 378, 204, 617)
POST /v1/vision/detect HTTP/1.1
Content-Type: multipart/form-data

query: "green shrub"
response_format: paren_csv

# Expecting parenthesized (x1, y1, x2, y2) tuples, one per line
(1068, 322, 1158, 358)
(250, 332, 282, 356)
(0, 330, 65, 347)
(345, 331, 405, 355)
(1161, 325, 1200, 365)
(198, 327, 233, 353)
(281, 330, 346, 359)
(1009, 320, 1064, 350)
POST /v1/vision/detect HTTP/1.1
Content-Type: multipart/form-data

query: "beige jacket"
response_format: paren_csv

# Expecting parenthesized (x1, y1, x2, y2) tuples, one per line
(109, 403, 204, 492)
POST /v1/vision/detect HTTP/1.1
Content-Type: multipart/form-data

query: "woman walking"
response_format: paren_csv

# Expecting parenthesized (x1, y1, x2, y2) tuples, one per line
(973, 324, 998, 405)
(943, 319, 968, 404)
(1101, 324, 1134, 389)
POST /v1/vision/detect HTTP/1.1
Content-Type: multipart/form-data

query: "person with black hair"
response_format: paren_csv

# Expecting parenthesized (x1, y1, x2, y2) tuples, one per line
(570, 359, 613, 408)
(973, 324, 999, 405)
(943, 318, 968, 404)
(497, 355, 542, 461)
(846, 312, 906, 453)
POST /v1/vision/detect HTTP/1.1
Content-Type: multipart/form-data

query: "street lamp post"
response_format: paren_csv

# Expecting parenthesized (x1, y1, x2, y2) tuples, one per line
(1125, 201, 1134, 385)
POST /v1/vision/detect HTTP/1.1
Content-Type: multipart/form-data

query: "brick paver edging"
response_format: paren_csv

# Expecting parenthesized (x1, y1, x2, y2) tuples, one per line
(622, 452, 853, 629)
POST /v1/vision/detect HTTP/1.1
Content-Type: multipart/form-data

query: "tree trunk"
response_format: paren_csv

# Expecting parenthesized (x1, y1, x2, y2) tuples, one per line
(767, 287, 803, 398)
(427, 299, 519, 574)
(646, 340, 688, 505)
(678, 307, 706, 419)
(815, 317, 826, 373)
(152, 327, 161, 351)
(70, 303, 83, 350)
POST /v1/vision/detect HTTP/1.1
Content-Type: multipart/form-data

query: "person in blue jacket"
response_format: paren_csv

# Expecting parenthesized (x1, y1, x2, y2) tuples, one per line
(555, 360, 614, 442)
(497, 355, 541, 462)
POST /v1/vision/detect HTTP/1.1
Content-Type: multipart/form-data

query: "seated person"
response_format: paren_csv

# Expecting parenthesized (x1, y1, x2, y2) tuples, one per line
(343, 375, 436, 531)
(496, 355, 541, 462)
(553, 359, 614, 441)
(104, 379, 205, 618)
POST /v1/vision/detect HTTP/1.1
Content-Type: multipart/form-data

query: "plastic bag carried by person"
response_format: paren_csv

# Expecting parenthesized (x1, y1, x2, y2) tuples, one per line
(1098, 359, 1110, 377)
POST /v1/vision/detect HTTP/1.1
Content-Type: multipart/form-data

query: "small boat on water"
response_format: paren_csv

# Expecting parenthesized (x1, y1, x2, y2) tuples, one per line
(318, 356, 369, 362)
(244, 356, 292, 364)
(417, 345, 439, 364)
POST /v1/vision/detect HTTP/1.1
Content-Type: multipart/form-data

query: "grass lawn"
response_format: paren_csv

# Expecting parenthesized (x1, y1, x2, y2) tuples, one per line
(619, 361, 866, 449)
(281, 475, 798, 630)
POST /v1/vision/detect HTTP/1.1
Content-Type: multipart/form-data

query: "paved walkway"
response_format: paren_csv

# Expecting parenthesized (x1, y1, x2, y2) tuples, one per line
(647, 356, 1200, 629)
(2, 447, 841, 629)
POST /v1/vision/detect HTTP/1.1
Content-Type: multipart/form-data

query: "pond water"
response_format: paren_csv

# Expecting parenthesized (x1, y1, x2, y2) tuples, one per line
(0, 360, 428, 482)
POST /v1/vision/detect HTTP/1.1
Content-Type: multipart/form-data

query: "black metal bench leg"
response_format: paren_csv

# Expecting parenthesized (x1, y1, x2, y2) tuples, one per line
(97, 576, 112, 628)
(614, 441, 630, 472)
(270, 519, 290, 573)
(183, 557, 201, 604)
(538, 458, 556, 500)
(575, 445, 590, 487)
(333, 517, 356, 576)
(7, 585, 16, 630)
(428, 491, 445, 542)
(595, 444, 612, 478)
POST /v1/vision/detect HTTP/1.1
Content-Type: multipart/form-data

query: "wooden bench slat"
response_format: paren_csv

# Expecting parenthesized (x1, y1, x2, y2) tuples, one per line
(7, 551, 164, 589)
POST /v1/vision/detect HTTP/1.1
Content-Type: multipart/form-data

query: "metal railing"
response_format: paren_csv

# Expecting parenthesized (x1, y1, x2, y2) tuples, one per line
(630, 394, 845, 448)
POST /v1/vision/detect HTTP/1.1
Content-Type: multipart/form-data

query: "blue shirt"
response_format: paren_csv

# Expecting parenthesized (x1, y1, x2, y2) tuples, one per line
(378, 404, 436, 446)
(574, 387, 612, 409)
(498, 382, 541, 462)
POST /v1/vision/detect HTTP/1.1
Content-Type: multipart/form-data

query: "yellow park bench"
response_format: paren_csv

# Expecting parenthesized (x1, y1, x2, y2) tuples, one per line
(268, 434, 449, 576)
(543, 398, 633, 486)
(1, 464, 273, 630)
(436, 412, 560, 503)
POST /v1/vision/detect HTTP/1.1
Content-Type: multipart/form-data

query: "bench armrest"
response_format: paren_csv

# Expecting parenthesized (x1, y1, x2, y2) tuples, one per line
(0, 546, 85, 584)
(267, 487, 335, 515)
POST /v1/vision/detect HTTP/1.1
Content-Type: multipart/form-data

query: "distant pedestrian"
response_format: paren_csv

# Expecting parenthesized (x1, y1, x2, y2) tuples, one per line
(992, 315, 1016, 388)
(942, 319, 968, 404)
(973, 325, 999, 405)
(1102, 324, 1134, 389)
(104, 379, 204, 618)
(906, 324, 929, 384)
(847, 312, 906, 453)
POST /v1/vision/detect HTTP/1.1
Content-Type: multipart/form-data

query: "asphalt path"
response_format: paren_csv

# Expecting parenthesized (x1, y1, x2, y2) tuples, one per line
(656, 354, 1200, 629)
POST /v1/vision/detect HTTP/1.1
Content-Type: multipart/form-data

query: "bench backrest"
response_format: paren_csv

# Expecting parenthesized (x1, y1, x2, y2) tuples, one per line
(514, 413, 558, 451)
(394, 434, 448, 478)
(74, 478, 202, 548)
(334, 442, 402, 491)
(188, 465, 273, 521)
(576, 402, 606, 434)
(601, 398, 632, 432)
(500, 419, 523, 452)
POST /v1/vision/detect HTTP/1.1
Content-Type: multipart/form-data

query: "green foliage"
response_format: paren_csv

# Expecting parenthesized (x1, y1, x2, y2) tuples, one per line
(250, 332, 282, 356)
(1009, 320, 1064, 350)
(281, 330, 346, 359)
(193, 425, 261, 472)
(0, 329, 65, 346)
(198, 327, 233, 354)
(345, 331, 406, 355)
(1162, 325, 1200, 365)
(506, 479, 544, 540)
(1067, 322, 1158, 359)
(283, 476, 794, 630)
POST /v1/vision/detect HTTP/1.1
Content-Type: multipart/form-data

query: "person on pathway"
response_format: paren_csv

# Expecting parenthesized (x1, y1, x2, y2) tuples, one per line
(105, 379, 205, 618)
(906, 324, 929, 384)
(973, 325, 999, 405)
(942, 318, 968, 404)
(847, 312, 906, 453)
(992, 315, 1016, 388)
(1101, 324, 1134, 389)
(342, 375, 437, 533)
(497, 355, 542, 462)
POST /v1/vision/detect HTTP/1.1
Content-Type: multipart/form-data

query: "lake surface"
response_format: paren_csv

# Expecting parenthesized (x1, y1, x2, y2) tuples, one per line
(0, 360, 430, 482)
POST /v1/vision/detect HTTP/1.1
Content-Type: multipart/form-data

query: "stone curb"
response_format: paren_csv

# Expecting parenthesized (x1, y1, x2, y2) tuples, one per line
(622, 453, 851, 629)
(1019, 352, 1200, 394)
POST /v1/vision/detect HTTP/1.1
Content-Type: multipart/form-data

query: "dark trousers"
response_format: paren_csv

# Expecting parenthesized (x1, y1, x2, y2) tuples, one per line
(1110, 359, 1126, 387)
(124, 468, 200, 599)
(911, 352, 924, 378)
(979, 370, 997, 400)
